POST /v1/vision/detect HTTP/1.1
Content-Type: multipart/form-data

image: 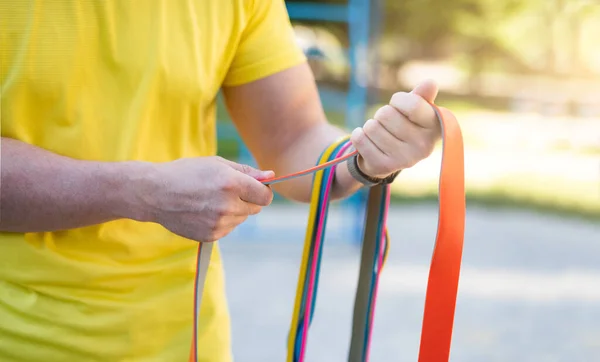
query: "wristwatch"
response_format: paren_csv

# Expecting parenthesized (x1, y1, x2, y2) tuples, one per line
(346, 152, 400, 187)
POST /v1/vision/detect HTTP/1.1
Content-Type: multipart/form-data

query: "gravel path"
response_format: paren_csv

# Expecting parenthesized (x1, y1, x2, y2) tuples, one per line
(219, 204, 600, 362)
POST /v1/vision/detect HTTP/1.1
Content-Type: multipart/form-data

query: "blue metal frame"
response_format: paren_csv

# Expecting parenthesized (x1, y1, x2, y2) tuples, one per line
(285, 3, 349, 23)
(286, 0, 378, 245)
(345, 0, 372, 244)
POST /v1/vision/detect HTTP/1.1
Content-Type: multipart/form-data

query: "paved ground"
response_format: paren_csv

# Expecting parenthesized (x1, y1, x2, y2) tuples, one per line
(219, 204, 600, 362)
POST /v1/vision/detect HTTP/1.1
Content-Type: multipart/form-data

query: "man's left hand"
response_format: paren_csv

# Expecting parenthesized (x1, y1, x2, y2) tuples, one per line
(350, 79, 442, 179)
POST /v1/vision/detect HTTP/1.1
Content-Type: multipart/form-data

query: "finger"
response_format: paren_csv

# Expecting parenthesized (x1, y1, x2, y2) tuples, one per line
(217, 214, 249, 231)
(361, 118, 406, 158)
(243, 201, 262, 216)
(350, 127, 396, 178)
(208, 219, 242, 241)
(389, 91, 439, 130)
(213, 212, 260, 240)
(235, 175, 274, 206)
(410, 79, 439, 103)
(220, 197, 262, 217)
(372, 105, 419, 143)
(220, 158, 275, 181)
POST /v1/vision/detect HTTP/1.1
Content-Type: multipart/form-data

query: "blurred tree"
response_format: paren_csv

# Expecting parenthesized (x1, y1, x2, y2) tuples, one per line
(286, 0, 600, 92)
(380, 0, 534, 91)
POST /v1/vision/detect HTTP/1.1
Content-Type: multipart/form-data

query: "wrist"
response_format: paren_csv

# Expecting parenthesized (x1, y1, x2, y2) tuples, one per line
(104, 160, 159, 222)
(348, 151, 401, 186)
(355, 155, 394, 180)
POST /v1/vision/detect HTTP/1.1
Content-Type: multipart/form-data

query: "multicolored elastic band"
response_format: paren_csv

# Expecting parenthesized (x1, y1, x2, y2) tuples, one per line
(286, 136, 391, 362)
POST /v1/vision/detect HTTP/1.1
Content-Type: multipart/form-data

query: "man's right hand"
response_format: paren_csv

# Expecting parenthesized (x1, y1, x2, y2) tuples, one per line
(127, 156, 274, 243)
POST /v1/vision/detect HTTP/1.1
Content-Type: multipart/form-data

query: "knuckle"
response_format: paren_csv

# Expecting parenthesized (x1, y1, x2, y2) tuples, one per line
(209, 218, 234, 241)
(362, 120, 374, 136)
(373, 105, 397, 122)
(389, 91, 407, 103)
(240, 164, 252, 174)
(215, 201, 233, 218)
(214, 205, 228, 218)
(351, 128, 366, 147)
(390, 92, 419, 118)
(389, 92, 408, 107)
(362, 119, 380, 135)
(215, 209, 228, 218)
(218, 177, 237, 192)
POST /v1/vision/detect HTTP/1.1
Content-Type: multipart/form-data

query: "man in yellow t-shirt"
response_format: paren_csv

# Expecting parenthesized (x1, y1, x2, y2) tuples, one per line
(1, 1, 442, 361)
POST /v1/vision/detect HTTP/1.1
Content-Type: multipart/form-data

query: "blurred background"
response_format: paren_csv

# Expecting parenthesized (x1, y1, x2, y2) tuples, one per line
(217, 0, 600, 361)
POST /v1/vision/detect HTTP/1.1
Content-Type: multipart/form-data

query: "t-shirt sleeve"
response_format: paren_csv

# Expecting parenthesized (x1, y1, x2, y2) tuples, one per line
(223, 0, 307, 86)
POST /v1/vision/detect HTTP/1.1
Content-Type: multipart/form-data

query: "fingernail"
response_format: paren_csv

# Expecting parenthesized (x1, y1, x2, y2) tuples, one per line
(257, 170, 275, 180)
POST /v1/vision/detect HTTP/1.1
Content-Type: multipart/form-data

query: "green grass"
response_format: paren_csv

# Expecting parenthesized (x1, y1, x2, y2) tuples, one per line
(266, 185, 599, 221)
(390, 185, 600, 222)
(217, 139, 240, 160)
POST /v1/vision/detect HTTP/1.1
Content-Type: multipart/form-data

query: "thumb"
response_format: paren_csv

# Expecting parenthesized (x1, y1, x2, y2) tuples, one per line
(223, 160, 275, 181)
(410, 79, 439, 103)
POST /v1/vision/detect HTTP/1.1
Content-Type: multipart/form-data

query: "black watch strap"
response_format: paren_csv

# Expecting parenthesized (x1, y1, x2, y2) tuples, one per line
(346, 152, 400, 187)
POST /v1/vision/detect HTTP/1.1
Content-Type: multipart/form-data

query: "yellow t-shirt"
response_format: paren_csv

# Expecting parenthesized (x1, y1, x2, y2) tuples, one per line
(0, 1, 305, 361)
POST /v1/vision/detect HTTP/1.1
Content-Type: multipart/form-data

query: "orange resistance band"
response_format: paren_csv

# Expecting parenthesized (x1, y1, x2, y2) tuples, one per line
(416, 104, 465, 362)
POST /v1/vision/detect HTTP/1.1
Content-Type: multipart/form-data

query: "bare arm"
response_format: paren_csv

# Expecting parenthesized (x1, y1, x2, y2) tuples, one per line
(222, 63, 441, 204)
(0, 137, 145, 232)
(0, 137, 273, 241)
(222, 63, 362, 203)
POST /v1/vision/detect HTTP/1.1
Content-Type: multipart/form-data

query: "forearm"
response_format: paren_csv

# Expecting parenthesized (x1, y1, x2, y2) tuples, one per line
(223, 64, 439, 205)
(222, 63, 366, 203)
(269, 123, 363, 203)
(0, 137, 145, 232)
